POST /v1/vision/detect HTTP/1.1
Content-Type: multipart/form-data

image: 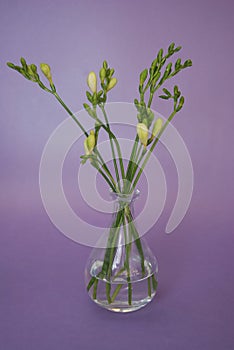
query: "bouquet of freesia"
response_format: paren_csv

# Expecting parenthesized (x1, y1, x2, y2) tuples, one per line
(7, 43, 192, 312)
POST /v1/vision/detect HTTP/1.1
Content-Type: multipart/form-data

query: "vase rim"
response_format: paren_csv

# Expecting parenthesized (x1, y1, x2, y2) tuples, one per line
(110, 188, 140, 202)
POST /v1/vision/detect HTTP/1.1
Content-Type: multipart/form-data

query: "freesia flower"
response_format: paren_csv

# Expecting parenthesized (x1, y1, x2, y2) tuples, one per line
(87, 71, 97, 93)
(40, 63, 53, 84)
(152, 118, 163, 137)
(107, 77, 117, 91)
(84, 130, 95, 155)
(137, 123, 148, 147)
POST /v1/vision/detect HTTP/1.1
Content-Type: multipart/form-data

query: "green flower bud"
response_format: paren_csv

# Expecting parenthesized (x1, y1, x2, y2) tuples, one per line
(137, 113, 142, 122)
(175, 46, 182, 52)
(103, 60, 108, 69)
(30, 64, 37, 73)
(183, 59, 192, 68)
(84, 130, 96, 155)
(27, 64, 38, 81)
(157, 48, 163, 63)
(168, 42, 175, 53)
(147, 109, 154, 127)
(107, 77, 117, 91)
(137, 123, 148, 147)
(83, 103, 96, 118)
(87, 71, 97, 93)
(175, 58, 181, 70)
(83, 103, 90, 110)
(40, 63, 53, 84)
(139, 69, 148, 85)
(176, 96, 185, 111)
(86, 91, 93, 103)
(109, 68, 115, 77)
(152, 118, 163, 137)
(164, 62, 172, 77)
(20, 57, 27, 70)
(7, 62, 15, 69)
(99, 68, 106, 83)
(151, 58, 158, 72)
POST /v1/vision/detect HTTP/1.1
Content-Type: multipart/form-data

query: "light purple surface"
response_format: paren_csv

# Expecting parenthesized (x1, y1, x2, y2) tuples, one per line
(1, 0, 234, 349)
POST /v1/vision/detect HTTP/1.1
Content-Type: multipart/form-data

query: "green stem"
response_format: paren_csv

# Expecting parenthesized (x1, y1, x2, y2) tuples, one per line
(151, 274, 158, 291)
(92, 109, 126, 181)
(87, 276, 96, 292)
(125, 206, 145, 276)
(100, 209, 124, 277)
(93, 150, 119, 192)
(130, 109, 177, 193)
(107, 220, 123, 279)
(124, 136, 140, 193)
(148, 93, 153, 108)
(100, 105, 121, 191)
(135, 143, 143, 164)
(112, 266, 126, 280)
(128, 146, 145, 184)
(93, 279, 98, 300)
(53, 92, 117, 192)
(54, 92, 88, 136)
(147, 277, 152, 297)
(94, 157, 117, 188)
(91, 160, 116, 192)
(106, 283, 112, 304)
(111, 284, 123, 303)
(123, 215, 132, 305)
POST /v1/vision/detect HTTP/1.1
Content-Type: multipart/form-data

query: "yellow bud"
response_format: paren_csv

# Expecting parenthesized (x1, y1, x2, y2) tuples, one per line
(152, 118, 163, 137)
(137, 123, 148, 147)
(84, 130, 96, 155)
(107, 77, 117, 91)
(40, 63, 52, 84)
(87, 71, 97, 93)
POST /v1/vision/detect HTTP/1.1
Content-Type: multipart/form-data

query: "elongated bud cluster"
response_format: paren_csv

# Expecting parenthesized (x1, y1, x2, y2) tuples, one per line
(152, 118, 163, 137)
(40, 63, 53, 84)
(87, 71, 97, 93)
(84, 130, 95, 155)
(107, 77, 117, 91)
(137, 123, 148, 147)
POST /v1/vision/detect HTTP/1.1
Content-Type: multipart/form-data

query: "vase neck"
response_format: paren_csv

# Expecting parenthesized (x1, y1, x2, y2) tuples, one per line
(111, 189, 140, 213)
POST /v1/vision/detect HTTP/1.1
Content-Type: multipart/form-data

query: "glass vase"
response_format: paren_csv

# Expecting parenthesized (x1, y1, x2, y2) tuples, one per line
(85, 190, 158, 313)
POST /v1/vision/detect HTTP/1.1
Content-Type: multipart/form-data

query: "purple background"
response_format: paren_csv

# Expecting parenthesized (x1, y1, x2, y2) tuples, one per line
(1, 0, 234, 349)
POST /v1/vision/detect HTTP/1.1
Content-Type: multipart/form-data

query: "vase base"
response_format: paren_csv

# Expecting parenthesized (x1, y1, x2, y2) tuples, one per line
(92, 293, 157, 313)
